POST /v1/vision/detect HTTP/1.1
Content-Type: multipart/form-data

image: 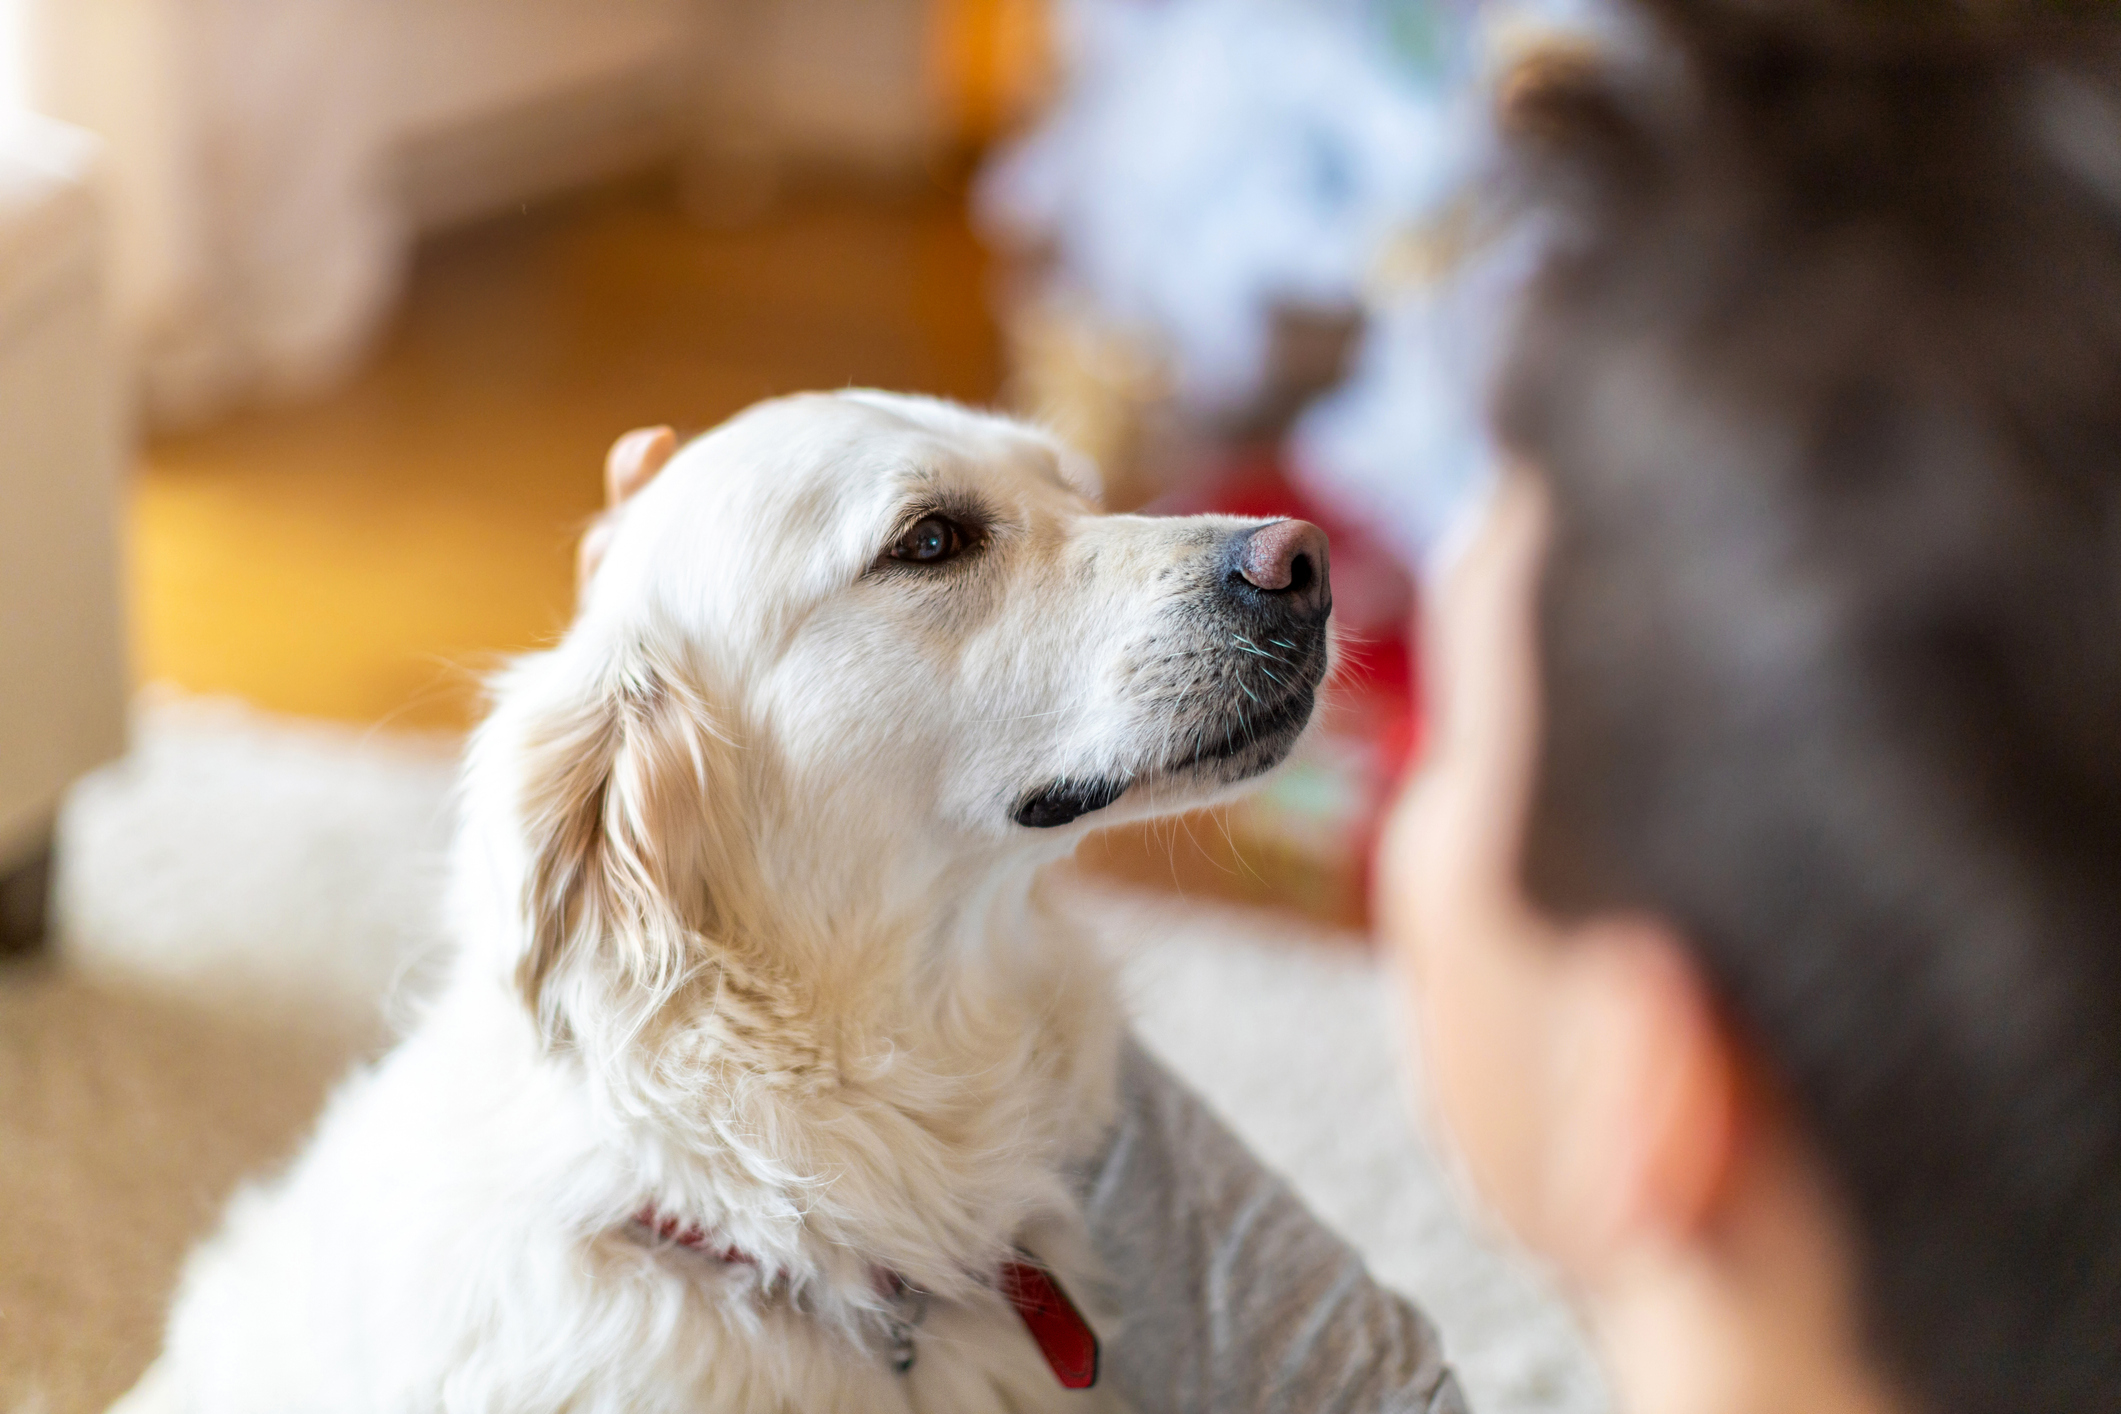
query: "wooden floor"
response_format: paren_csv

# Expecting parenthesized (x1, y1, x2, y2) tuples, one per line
(135, 177, 1004, 731)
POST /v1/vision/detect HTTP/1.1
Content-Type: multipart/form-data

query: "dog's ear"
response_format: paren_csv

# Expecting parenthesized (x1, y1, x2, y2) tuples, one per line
(505, 650, 834, 1084)
(512, 650, 733, 1040)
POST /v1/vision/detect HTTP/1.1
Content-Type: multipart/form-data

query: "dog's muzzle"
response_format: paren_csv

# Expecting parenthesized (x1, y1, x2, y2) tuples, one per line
(1014, 519, 1334, 829)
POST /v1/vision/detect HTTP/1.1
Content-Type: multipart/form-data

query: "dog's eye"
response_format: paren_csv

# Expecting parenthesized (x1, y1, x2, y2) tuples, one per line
(891, 514, 970, 564)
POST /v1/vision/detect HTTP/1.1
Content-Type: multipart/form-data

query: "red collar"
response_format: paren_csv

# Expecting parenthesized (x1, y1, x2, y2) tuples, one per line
(631, 1206, 1098, 1389)
(634, 1206, 757, 1267)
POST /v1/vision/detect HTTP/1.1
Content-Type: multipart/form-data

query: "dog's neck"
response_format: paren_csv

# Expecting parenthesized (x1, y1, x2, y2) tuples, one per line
(439, 651, 1121, 1297)
(448, 815, 1117, 1299)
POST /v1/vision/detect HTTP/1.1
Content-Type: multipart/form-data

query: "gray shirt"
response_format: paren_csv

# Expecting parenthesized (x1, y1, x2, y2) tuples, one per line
(1080, 1035, 1470, 1414)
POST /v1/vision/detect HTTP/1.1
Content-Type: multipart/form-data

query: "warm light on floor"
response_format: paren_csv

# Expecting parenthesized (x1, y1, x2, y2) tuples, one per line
(132, 179, 1004, 731)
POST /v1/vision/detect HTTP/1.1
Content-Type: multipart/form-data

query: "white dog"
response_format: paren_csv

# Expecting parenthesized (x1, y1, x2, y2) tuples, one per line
(116, 392, 1335, 1414)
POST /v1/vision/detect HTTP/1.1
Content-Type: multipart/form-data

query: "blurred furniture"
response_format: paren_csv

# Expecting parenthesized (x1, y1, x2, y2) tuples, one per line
(25, 0, 701, 427)
(0, 115, 129, 955)
(389, 0, 704, 229)
(23, 0, 944, 429)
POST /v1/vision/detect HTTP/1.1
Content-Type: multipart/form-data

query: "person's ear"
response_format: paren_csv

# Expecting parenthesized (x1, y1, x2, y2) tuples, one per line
(578, 426, 678, 590)
(1539, 916, 1739, 1275)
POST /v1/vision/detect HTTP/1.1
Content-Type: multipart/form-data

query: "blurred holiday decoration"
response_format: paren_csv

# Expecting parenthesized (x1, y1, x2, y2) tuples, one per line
(983, 0, 1615, 924)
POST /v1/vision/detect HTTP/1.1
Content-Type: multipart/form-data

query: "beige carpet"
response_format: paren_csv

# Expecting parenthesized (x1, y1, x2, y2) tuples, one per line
(0, 699, 1603, 1414)
(0, 969, 356, 1412)
(2, 700, 455, 1413)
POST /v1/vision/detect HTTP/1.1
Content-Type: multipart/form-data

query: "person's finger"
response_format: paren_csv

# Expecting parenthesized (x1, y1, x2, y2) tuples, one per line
(606, 426, 678, 506)
(585, 427, 676, 594)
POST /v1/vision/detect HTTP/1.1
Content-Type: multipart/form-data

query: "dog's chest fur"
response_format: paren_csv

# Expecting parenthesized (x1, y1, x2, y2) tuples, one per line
(128, 898, 1127, 1414)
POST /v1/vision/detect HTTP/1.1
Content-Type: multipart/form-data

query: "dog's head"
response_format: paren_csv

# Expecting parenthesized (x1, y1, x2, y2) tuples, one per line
(472, 392, 1332, 1034)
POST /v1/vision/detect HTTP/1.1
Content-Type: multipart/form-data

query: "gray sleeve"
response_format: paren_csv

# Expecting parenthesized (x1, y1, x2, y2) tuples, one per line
(1080, 1032, 1470, 1414)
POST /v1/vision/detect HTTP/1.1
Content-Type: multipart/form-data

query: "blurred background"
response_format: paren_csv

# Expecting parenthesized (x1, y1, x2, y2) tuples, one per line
(0, 6, 1629, 1409)
(0, 0, 1598, 942)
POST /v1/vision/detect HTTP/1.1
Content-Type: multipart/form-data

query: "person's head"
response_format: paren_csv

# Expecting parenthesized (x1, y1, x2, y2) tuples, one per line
(1381, 10, 2121, 1414)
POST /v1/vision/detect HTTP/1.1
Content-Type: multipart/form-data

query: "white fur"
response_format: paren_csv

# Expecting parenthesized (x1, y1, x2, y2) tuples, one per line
(115, 392, 1329, 1414)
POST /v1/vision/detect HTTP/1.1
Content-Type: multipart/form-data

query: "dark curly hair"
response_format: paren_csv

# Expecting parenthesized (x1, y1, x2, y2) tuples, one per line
(1493, 8, 2121, 1413)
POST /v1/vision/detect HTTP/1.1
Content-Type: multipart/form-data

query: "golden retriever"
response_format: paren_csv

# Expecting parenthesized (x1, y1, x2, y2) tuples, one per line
(115, 392, 1334, 1413)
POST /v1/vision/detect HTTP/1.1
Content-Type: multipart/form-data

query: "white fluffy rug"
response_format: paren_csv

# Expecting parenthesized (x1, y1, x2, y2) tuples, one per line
(27, 699, 1605, 1413)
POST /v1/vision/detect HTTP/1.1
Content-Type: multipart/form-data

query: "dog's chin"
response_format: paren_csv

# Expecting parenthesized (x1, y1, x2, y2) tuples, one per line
(1011, 686, 1318, 829)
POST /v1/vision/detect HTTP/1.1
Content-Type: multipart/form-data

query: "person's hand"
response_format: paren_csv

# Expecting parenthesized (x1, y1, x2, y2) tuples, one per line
(577, 426, 678, 590)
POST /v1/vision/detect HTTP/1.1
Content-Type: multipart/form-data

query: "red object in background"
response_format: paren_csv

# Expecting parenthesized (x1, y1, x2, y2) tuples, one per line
(1155, 453, 1423, 771)
(1149, 454, 1425, 926)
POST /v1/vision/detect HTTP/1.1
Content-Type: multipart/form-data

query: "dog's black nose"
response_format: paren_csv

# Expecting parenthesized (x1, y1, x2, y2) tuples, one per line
(1226, 519, 1332, 621)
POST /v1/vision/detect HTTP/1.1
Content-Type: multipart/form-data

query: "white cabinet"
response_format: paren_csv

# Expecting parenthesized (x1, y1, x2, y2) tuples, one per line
(0, 114, 127, 950)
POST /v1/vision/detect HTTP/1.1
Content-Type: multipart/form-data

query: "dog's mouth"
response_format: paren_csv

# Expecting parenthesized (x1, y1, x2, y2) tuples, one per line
(1013, 776, 1131, 829)
(1011, 681, 1320, 829)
